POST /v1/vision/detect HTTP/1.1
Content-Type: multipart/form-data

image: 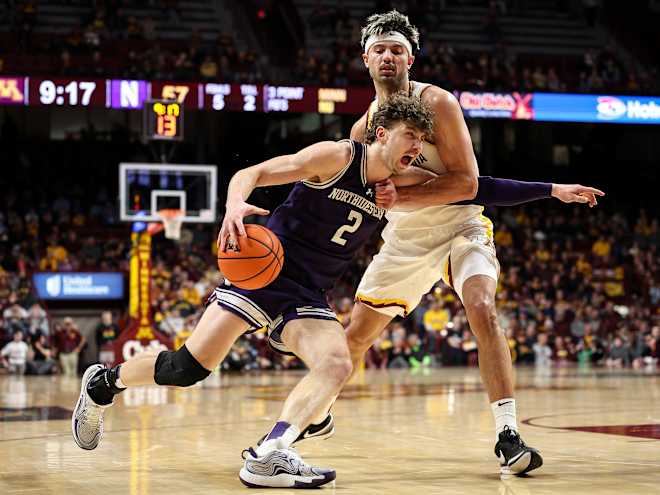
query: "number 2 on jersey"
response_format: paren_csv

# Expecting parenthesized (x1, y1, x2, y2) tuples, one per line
(331, 210, 363, 246)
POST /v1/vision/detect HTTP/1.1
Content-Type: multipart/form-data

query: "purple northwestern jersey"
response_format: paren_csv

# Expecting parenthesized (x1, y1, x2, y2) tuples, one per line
(208, 139, 385, 357)
(266, 139, 385, 291)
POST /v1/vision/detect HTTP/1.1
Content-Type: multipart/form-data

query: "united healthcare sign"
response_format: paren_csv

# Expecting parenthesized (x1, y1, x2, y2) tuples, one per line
(33, 273, 124, 300)
(533, 93, 660, 124)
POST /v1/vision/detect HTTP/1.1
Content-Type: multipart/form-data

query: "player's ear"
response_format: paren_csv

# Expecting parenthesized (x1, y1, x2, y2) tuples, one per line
(407, 54, 415, 69)
(376, 126, 387, 141)
(362, 52, 369, 67)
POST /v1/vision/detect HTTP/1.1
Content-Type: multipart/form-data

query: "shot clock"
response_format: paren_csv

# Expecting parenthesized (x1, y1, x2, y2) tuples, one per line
(143, 100, 184, 141)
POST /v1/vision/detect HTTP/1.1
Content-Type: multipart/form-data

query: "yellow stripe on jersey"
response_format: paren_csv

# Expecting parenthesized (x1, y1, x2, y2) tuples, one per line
(355, 293, 410, 317)
(442, 258, 452, 289)
(479, 207, 494, 241)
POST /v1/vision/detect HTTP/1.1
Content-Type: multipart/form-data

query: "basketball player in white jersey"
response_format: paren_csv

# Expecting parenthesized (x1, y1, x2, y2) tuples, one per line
(265, 10, 605, 476)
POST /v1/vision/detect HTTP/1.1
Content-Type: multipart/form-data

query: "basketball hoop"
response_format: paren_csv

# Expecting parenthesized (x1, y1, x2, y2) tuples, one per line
(157, 209, 184, 240)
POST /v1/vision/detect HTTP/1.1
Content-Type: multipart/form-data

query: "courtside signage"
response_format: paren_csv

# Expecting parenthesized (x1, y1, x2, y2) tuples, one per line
(33, 273, 124, 300)
(533, 93, 660, 124)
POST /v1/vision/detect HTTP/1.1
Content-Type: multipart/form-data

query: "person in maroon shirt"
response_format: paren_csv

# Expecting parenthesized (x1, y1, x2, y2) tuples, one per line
(54, 317, 86, 376)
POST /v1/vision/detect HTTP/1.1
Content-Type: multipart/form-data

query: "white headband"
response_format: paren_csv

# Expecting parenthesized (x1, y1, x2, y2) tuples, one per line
(364, 31, 413, 55)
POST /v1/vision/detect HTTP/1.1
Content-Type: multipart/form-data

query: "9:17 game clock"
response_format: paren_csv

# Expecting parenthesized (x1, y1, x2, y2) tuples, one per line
(143, 100, 184, 141)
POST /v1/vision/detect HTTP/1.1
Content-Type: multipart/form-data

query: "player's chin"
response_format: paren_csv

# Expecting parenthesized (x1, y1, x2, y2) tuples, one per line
(377, 72, 399, 82)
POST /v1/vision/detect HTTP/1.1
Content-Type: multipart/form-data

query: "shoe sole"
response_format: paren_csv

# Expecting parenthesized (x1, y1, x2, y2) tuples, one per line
(238, 468, 336, 488)
(500, 451, 544, 476)
(71, 364, 104, 451)
(517, 450, 543, 475)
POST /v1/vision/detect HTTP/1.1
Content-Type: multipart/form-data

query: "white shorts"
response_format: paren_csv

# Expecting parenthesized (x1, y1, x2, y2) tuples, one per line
(355, 215, 500, 317)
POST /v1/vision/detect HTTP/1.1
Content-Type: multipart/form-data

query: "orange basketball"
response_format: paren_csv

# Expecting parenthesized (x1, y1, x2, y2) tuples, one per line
(217, 224, 284, 290)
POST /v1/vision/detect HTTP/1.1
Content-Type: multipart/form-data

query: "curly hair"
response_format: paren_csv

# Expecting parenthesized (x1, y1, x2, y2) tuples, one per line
(365, 93, 434, 144)
(360, 10, 421, 53)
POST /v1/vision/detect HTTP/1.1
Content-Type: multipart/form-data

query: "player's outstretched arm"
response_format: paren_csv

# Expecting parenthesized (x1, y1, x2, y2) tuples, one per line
(453, 176, 605, 207)
(395, 88, 479, 208)
(549, 183, 605, 207)
(220, 141, 352, 250)
(376, 175, 605, 210)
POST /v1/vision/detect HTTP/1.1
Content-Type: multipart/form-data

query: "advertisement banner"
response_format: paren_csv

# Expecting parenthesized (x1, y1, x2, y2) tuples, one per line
(33, 273, 124, 300)
(456, 91, 534, 119)
(533, 93, 660, 124)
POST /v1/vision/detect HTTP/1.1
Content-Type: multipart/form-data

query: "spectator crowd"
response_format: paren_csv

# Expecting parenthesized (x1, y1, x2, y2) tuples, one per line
(1, 1, 658, 94)
(1, 191, 658, 375)
(341, 204, 659, 371)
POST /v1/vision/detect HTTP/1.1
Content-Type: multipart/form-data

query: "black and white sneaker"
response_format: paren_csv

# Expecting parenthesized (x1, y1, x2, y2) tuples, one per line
(239, 447, 336, 488)
(495, 426, 543, 476)
(257, 413, 335, 447)
(71, 364, 113, 450)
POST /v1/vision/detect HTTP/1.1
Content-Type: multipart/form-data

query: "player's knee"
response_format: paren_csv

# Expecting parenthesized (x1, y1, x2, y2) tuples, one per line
(154, 345, 211, 387)
(464, 293, 495, 316)
(464, 296, 497, 329)
(319, 353, 353, 384)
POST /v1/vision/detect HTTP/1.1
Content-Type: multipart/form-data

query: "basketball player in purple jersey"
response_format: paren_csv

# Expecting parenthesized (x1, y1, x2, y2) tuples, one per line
(271, 10, 605, 477)
(71, 94, 434, 488)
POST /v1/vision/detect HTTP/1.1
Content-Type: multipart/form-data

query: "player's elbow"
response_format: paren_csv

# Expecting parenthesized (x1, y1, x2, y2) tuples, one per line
(464, 174, 478, 200)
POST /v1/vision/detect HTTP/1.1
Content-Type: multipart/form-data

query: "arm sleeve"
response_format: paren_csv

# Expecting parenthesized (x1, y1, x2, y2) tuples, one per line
(454, 176, 552, 206)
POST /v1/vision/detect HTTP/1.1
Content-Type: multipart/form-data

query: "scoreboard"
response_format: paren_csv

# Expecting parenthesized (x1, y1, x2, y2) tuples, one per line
(2, 75, 658, 124)
(0, 76, 374, 115)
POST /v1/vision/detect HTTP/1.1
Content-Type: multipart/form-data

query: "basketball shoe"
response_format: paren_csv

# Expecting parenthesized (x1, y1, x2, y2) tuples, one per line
(239, 447, 336, 488)
(495, 426, 543, 475)
(256, 412, 335, 447)
(72, 364, 113, 450)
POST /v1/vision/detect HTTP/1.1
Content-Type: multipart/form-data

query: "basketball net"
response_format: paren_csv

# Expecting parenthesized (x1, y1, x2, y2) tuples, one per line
(156, 209, 184, 240)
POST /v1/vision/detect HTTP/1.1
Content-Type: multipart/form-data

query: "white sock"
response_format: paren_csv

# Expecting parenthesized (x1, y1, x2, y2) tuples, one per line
(491, 398, 517, 438)
(256, 421, 301, 457)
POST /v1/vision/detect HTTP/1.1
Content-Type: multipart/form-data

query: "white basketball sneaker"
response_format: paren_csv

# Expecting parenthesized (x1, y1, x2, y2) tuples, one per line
(239, 447, 336, 488)
(71, 364, 113, 450)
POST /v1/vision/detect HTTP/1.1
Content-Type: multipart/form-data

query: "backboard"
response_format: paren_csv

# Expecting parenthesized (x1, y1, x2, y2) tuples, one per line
(119, 163, 217, 223)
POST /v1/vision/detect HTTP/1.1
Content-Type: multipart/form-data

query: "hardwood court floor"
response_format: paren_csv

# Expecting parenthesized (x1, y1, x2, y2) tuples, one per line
(1, 366, 659, 494)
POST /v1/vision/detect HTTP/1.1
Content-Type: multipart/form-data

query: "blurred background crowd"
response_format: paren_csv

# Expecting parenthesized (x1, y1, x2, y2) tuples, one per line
(1, 196, 657, 375)
(1, 1, 658, 94)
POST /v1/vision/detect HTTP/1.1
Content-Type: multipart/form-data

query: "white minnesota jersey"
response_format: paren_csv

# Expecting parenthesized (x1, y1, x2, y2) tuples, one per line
(357, 81, 498, 316)
(367, 81, 483, 230)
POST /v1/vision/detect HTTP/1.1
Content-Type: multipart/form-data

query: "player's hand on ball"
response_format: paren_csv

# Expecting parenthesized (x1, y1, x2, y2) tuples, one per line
(375, 179, 398, 210)
(219, 201, 270, 252)
(551, 184, 605, 207)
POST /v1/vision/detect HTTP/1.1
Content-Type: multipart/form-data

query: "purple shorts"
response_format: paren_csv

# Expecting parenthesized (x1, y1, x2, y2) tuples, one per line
(207, 276, 338, 356)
